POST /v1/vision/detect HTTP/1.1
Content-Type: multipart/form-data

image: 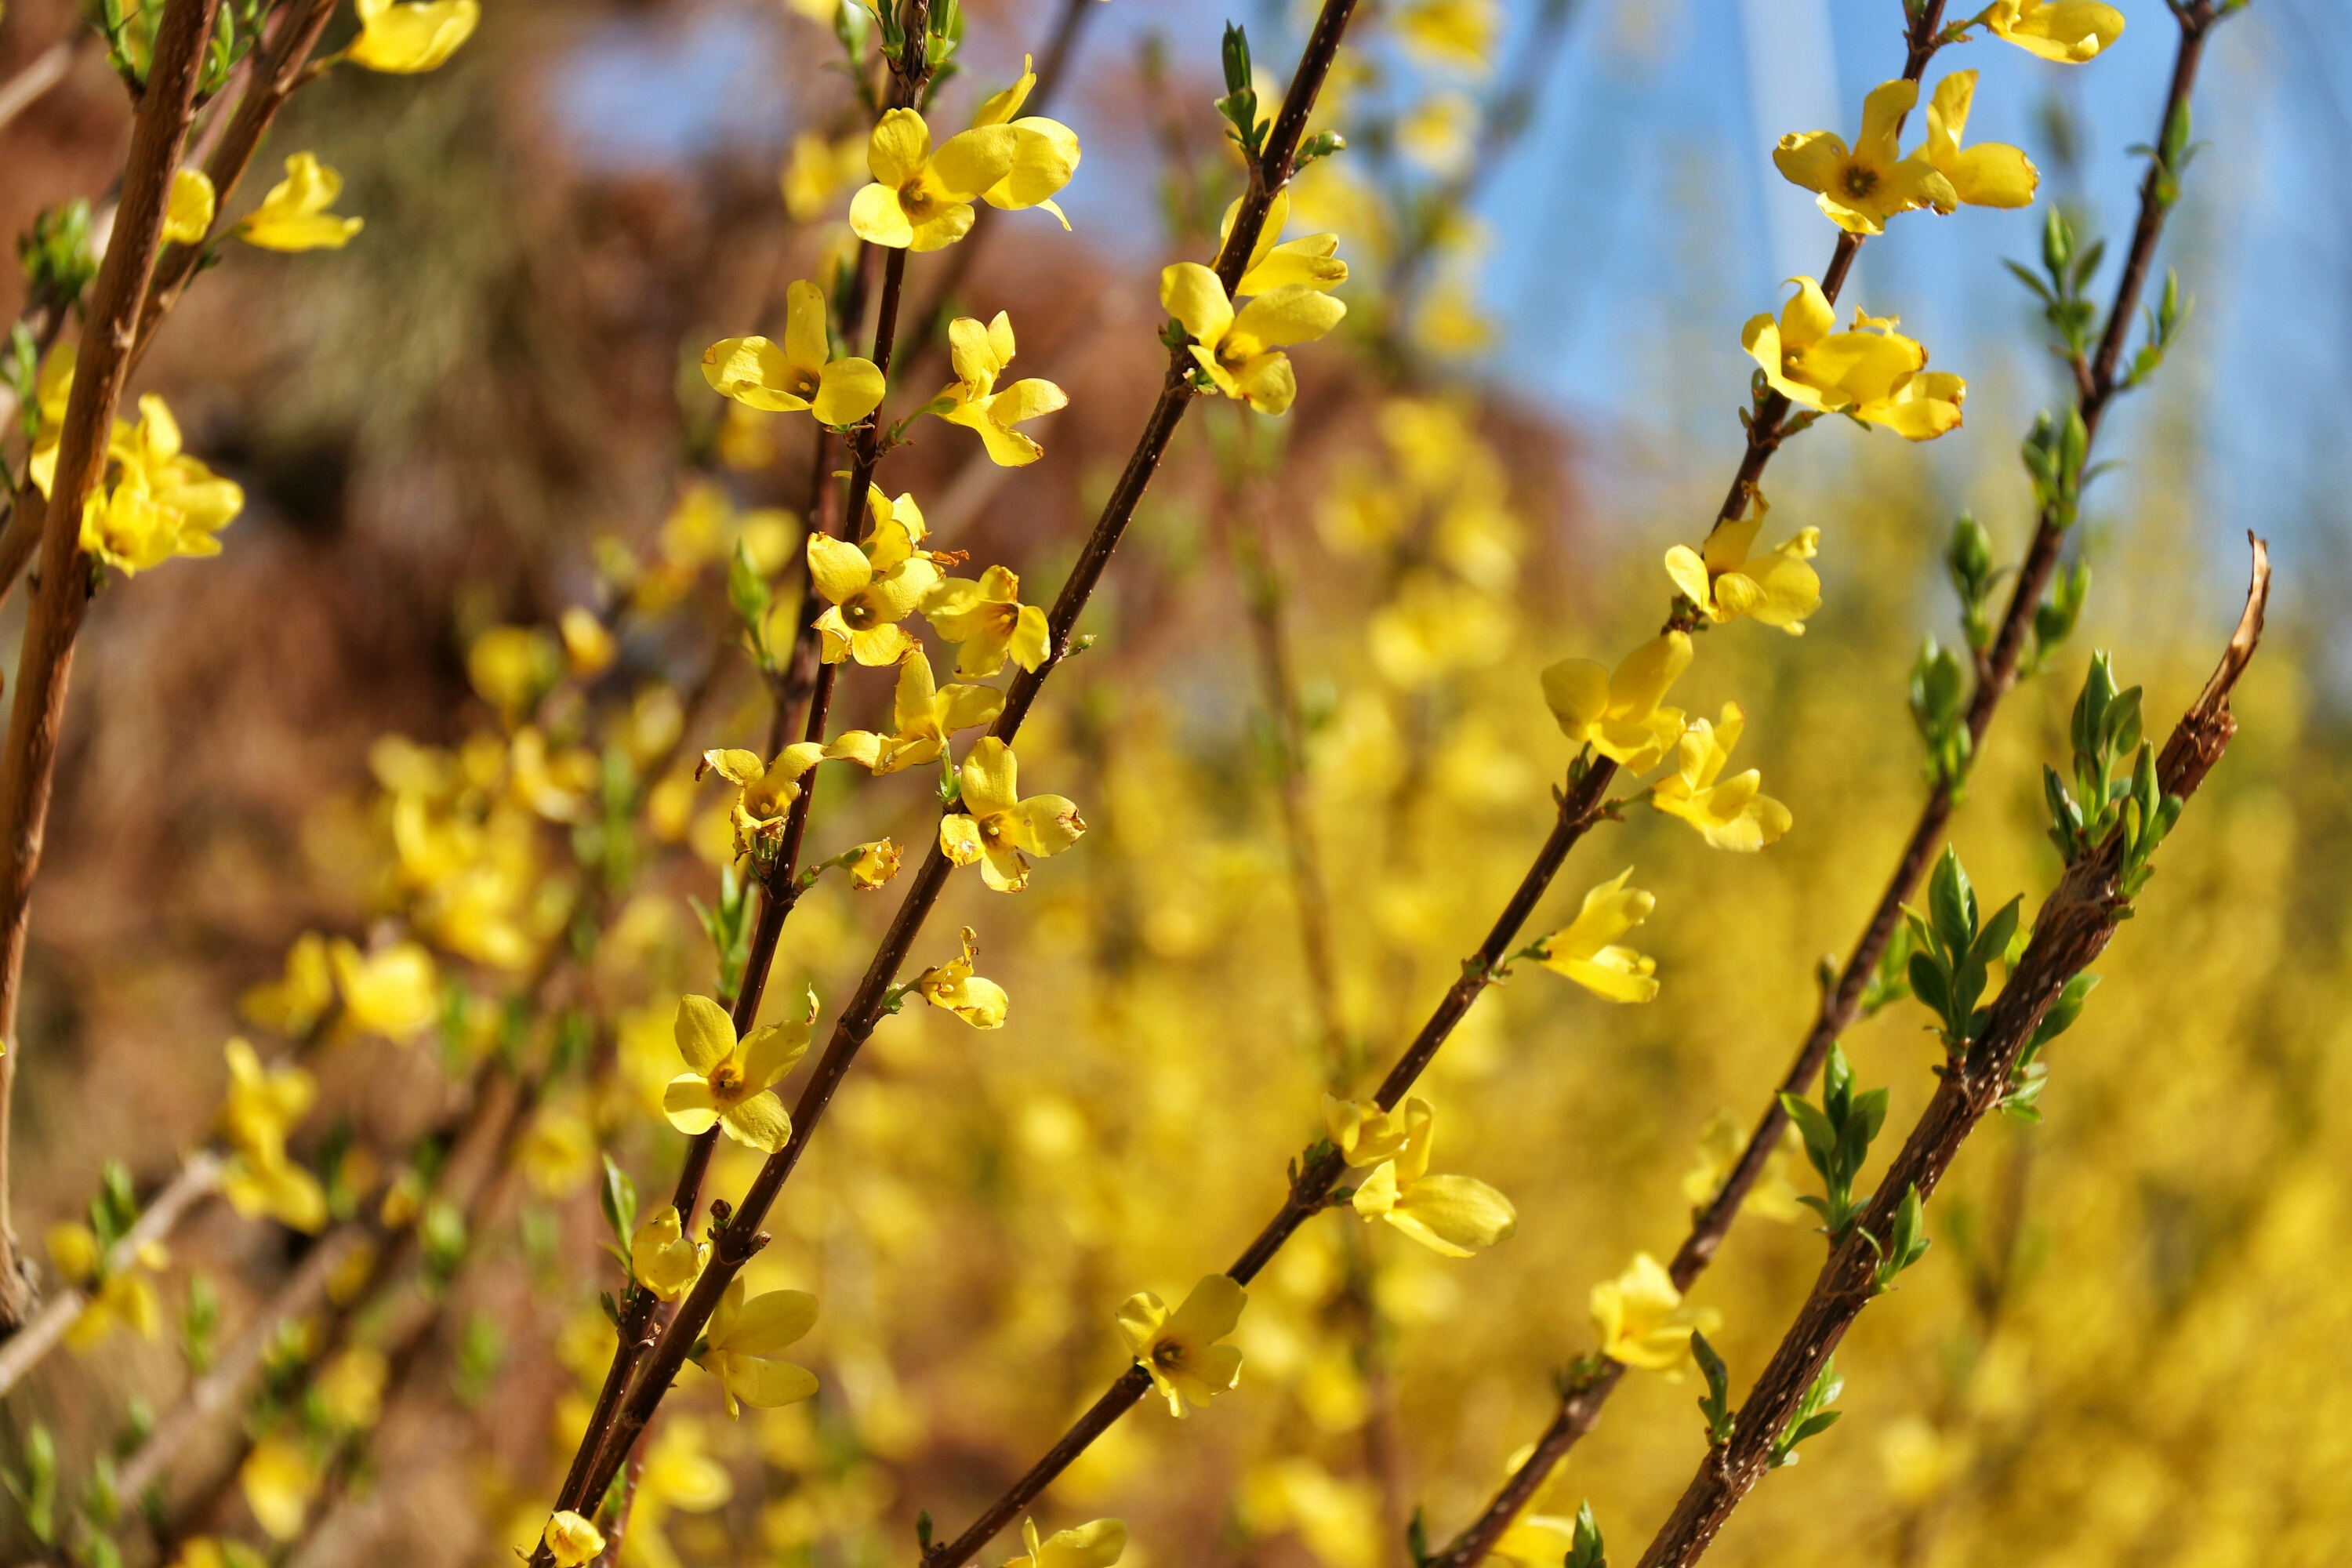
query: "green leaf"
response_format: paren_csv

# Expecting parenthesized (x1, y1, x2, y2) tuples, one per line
(598, 1156, 638, 1249)
(1928, 848, 1975, 956)
(1566, 1501, 1606, 1568)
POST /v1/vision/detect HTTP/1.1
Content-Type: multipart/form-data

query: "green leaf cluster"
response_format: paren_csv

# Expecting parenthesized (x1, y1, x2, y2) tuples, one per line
(1780, 1043, 1887, 1238)
(1767, 1358, 1844, 1469)
(1903, 847, 2020, 1058)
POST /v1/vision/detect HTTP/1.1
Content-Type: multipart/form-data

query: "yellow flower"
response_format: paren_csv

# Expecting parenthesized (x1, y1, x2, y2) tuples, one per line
(1680, 1109, 1807, 1224)
(1590, 1253, 1719, 1377)
(240, 931, 335, 1036)
(238, 153, 363, 251)
(702, 281, 887, 426)
(1003, 1516, 1128, 1568)
(633, 1417, 735, 1564)
(348, 0, 478, 71)
(630, 1203, 710, 1301)
(1540, 632, 1691, 771)
(1395, 0, 1500, 74)
(467, 623, 561, 720)
(241, 1436, 320, 1541)
(967, 54, 1083, 227)
(80, 395, 245, 574)
(557, 605, 617, 677)
(925, 565, 1051, 678)
(808, 489, 946, 665)
(700, 741, 827, 861)
(543, 1509, 607, 1568)
(1533, 870, 1659, 1004)
(1323, 1094, 1415, 1167)
(913, 927, 1010, 1029)
(1399, 92, 1479, 178)
(936, 312, 1067, 466)
(1221, 191, 1348, 296)
(49, 1221, 164, 1352)
(1773, 80, 1955, 235)
(1651, 703, 1792, 852)
(848, 109, 1022, 251)
(1740, 278, 1966, 441)
(315, 1345, 389, 1429)
(163, 166, 216, 245)
(1160, 263, 1346, 416)
(938, 738, 1086, 893)
(1664, 488, 1820, 634)
(693, 1277, 820, 1417)
(26, 341, 74, 495)
(1344, 1097, 1518, 1258)
(1922, 71, 2038, 210)
(662, 992, 812, 1152)
(328, 938, 441, 1040)
(1367, 570, 1514, 686)
(1115, 1273, 1247, 1416)
(219, 1039, 329, 1232)
(169, 1539, 267, 1568)
(518, 1099, 599, 1198)
(1976, 0, 2123, 63)
(839, 839, 903, 891)
(783, 130, 869, 220)
(826, 650, 1000, 779)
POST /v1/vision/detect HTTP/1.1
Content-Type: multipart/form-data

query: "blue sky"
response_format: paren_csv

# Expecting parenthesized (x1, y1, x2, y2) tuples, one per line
(554, 0, 2349, 668)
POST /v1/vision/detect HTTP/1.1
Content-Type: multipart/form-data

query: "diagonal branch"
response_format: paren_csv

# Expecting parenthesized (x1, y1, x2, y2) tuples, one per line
(1630, 540, 2267, 1568)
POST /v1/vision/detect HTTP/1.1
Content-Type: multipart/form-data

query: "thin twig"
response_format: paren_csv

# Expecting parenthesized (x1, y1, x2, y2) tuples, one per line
(540, 0, 1368, 1534)
(0, 34, 85, 135)
(0, 0, 226, 1335)
(1630, 543, 2267, 1568)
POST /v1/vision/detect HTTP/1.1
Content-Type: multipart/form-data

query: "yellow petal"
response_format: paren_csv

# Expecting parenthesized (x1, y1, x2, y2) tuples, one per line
(1160, 262, 1234, 350)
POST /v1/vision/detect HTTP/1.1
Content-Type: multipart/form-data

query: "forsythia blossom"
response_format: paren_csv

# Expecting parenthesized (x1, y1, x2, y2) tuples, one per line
(967, 54, 1083, 226)
(1541, 631, 1691, 772)
(701, 742, 826, 861)
(1665, 488, 1821, 633)
(1225, 192, 1349, 296)
(78, 394, 246, 575)
(1533, 870, 1660, 1004)
(1161, 263, 1347, 416)
(808, 490, 946, 666)
(1001, 1516, 1128, 1568)
(219, 1039, 328, 1232)
(163, 168, 215, 245)
(240, 1439, 320, 1541)
(939, 737, 1086, 893)
(936, 312, 1067, 466)
(630, 1203, 710, 1300)
(542, 1511, 606, 1568)
(913, 926, 1011, 1029)
(849, 97, 1074, 250)
(327, 938, 440, 1040)
(1116, 1272, 1247, 1416)
(662, 992, 813, 1152)
(1774, 81, 1954, 235)
(1923, 71, 2038, 210)
(1976, 0, 2124, 63)
(692, 1277, 820, 1417)
(1743, 278, 1965, 441)
(1682, 1109, 1808, 1224)
(1590, 1252, 1719, 1377)
(1328, 1094, 1519, 1257)
(924, 565, 1051, 677)
(45, 1222, 162, 1352)
(347, 0, 480, 72)
(826, 649, 999, 775)
(1651, 702, 1792, 851)
(703, 280, 887, 426)
(784, 130, 867, 220)
(238, 153, 363, 251)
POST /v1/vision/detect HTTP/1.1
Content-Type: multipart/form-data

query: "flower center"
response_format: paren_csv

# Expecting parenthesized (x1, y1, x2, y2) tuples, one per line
(711, 1062, 742, 1097)
(788, 369, 822, 400)
(841, 595, 880, 630)
(899, 181, 935, 216)
(978, 815, 1006, 844)
(1152, 1341, 1185, 1368)
(1841, 164, 1879, 199)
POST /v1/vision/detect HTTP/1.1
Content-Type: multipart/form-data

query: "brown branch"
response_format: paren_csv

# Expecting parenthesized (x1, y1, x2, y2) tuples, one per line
(0, 0, 225, 1335)
(1421, 5, 2238, 1558)
(0, 1151, 224, 1396)
(533, 0, 1370, 1538)
(1631, 541, 2267, 1568)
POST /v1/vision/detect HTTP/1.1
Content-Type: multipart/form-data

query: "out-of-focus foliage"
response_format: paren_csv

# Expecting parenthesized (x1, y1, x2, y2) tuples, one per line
(0, 0, 2339, 1566)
